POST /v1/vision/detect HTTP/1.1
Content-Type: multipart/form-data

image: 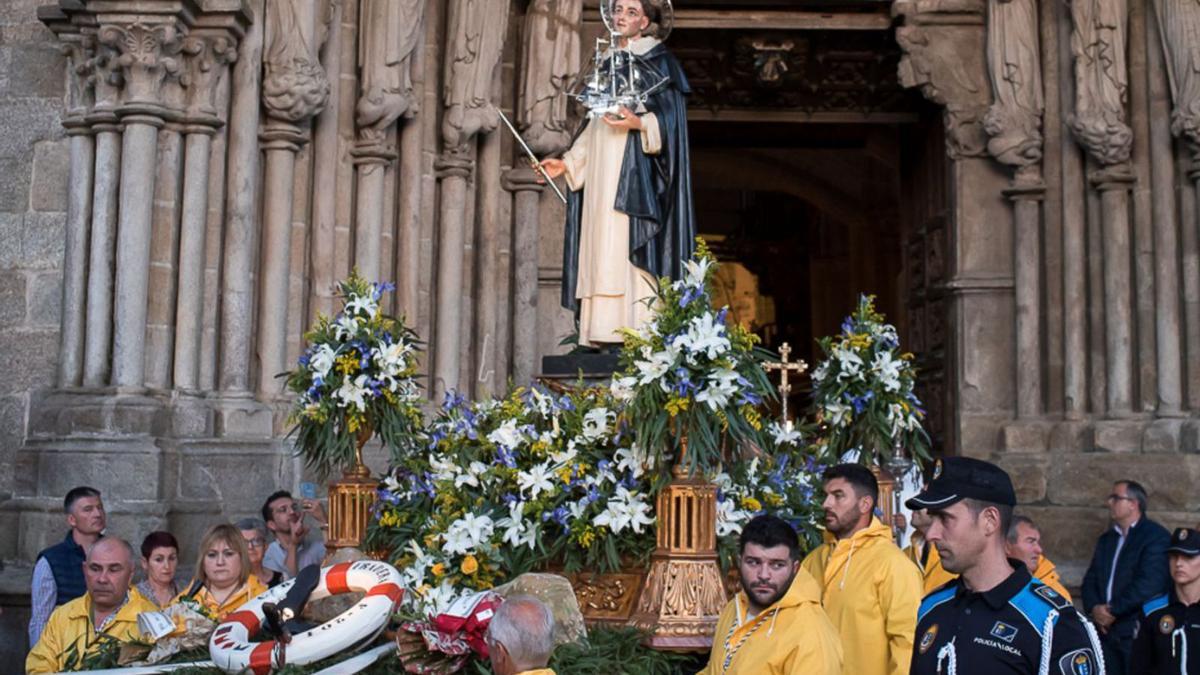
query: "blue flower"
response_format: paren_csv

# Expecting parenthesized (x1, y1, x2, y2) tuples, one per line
(841, 317, 854, 335)
(716, 307, 729, 325)
(679, 285, 702, 308)
(850, 390, 874, 413)
(496, 446, 516, 468)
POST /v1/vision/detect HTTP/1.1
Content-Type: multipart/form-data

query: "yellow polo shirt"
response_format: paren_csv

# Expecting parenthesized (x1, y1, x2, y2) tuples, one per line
(26, 590, 157, 673)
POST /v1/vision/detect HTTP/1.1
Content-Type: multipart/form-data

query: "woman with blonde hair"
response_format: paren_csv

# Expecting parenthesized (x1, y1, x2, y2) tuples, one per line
(177, 523, 266, 620)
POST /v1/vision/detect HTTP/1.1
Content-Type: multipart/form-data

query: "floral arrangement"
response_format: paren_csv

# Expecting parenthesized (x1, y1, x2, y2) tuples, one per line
(284, 272, 425, 478)
(809, 294, 930, 466)
(366, 385, 661, 616)
(713, 420, 830, 569)
(615, 239, 776, 476)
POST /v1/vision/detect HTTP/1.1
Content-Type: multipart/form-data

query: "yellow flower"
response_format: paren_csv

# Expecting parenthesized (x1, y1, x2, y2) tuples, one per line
(764, 492, 785, 507)
(336, 353, 359, 376)
(461, 555, 479, 576)
(665, 397, 691, 417)
(432, 562, 446, 577)
(741, 496, 763, 512)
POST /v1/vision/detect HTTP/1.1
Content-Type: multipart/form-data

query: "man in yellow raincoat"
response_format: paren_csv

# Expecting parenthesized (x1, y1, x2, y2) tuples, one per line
(1005, 514, 1072, 601)
(27, 537, 157, 674)
(702, 514, 843, 674)
(899, 506, 958, 594)
(802, 464, 923, 675)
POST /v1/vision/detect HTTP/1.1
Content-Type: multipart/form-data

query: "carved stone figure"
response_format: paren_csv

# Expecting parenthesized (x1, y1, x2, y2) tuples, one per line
(893, 0, 991, 158)
(1069, 0, 1132, 166)
(1153, 0, 1200, 149)
(356, 0, 424, 143)
(262, 0, 331, 123)
(517, 0, 581, 155)
(443, 0, 512, 150)
(984, 0, 1044, 168)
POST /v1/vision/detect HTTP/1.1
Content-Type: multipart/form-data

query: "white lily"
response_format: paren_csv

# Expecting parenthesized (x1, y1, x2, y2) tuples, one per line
(695, 367, 739, 411)
(635, 349, 675, 386)
(593, 486, 655, 534)
(834, 346, 864, 382)
(676, 312, 731, 363)
(609, 375, 638, 402)
(441, 513, 494, 556)
(683, 256, 713, 288)
(581, 407, 611, 441)
(517, 461, 557, 499)
(344, 293, 379, 319)
(871, 351, 903, 392)
(334, 374, 371, 411)
(308, 344, 337, 378)
(487, 418, 525, 451)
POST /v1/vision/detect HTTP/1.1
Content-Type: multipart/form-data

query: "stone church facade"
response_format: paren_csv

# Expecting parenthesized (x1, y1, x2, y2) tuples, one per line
(0, 0, 1197, 590)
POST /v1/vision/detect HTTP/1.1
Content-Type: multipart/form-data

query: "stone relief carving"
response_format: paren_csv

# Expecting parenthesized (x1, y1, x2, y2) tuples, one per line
(517, 0, 581, 155)
(97, 20, 182, 107)
(1153, 0, 1200, 150)
(181, 35, 238, 121)
(1068, 0, 1132, 166)
(356, 0, 424, 143)
(984, 0, 1044, 169)
(262, 0, 331, 123)
(57, 34, 97, 121)
(893, 0, 991, 159)
(443, 0, 512, 150)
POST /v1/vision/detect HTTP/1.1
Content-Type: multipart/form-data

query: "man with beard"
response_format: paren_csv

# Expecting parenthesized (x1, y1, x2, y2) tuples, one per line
(701, 514, 842, 674)
(29, 486, 107, 645)
(909, 458, 1103, 675)
(261, 490, 327, 581)
(802, 464, 923, 675)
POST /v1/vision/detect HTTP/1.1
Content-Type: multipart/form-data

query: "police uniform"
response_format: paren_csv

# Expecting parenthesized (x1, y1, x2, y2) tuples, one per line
(906, 458, 1105, 675)
(1129, 528, 1200, 675)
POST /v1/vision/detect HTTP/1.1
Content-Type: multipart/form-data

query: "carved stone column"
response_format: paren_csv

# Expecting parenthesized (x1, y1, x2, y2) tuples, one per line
(984, 0, 1045, 418)
(503, 168, 544, 385)
(42, 11, 95, 388)
(1069, 0, 1136, 418)
(894, 0, 1016, 453)
(255, 0, 330, 399)
(101, 19, 183, 388)
(1153, 0, 1200, 414)
(433, 0, 510, 400)
(353, 0, 422, 281)
(174, 32, 238, 390)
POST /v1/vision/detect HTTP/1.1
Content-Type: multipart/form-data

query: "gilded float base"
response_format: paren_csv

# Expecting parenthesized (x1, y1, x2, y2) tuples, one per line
(631, 556, 728, 651)
(326, 466, 376, 552)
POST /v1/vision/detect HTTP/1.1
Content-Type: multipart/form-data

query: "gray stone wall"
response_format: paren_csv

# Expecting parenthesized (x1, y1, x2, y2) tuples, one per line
(0, 0, 65, 520)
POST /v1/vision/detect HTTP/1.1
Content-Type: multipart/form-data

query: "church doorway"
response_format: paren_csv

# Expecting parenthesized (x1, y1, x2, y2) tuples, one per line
(670, 18, 954, 451)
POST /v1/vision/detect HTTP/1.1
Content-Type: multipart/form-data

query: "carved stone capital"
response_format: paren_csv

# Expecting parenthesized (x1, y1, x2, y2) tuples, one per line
(502, 167, 546, 193)
(180, 32, 238, 124)
(259, 119, 307, 152)
(892, 0, 991, 160)
(98, 19, 183, 111)
(1088, 164, 1136, 192)
(435, 152, 474, 180)
(350, 140, 397, 165)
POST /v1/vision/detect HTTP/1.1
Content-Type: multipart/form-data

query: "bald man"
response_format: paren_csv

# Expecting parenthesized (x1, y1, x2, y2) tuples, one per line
(486, 596, 557, 675)
(27, 537, 157, 673)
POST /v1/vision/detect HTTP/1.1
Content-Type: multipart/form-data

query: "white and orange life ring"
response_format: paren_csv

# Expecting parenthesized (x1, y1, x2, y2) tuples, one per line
(208, 560, 404, 674)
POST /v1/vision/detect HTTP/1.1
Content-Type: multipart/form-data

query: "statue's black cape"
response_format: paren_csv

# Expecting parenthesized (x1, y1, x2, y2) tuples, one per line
(560, 43, 696, 312)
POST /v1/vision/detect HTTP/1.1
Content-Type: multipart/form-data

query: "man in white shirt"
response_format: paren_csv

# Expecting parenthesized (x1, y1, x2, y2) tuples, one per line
(261, 490, 328, 580)
(28, 486, 105, 645)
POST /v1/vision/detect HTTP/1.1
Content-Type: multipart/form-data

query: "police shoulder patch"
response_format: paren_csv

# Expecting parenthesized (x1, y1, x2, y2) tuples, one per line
(1058, 649, 1098, 675)
(1031, 582, 1072, 610)
(1159, 614, 1176, 634)
(919, 624, 939, 654)
(1142, 593, 1170, 617)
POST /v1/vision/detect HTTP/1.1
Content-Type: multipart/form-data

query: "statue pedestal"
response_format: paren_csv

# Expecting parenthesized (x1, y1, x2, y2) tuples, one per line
(631, 468, 727, 651)
(539, 353, 620, 384)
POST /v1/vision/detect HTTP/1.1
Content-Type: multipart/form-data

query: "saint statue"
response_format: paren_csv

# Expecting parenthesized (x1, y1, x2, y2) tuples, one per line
(540, 0, 695, 348)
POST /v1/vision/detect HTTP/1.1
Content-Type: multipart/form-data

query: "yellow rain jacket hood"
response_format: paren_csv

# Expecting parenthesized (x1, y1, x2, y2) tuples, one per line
(701, 564, 843, 674)
(904, 537, 958, 594)
(1033, 554, 1072, 601)
(802, 517, 923, 675)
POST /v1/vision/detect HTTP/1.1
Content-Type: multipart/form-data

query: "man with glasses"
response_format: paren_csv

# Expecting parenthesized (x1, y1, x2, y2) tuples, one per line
(261, 490, 327, 581)
(1082, 480, 1171, 674)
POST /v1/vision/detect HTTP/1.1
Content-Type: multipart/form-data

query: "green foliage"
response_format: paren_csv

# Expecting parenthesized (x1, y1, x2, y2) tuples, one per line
(284, 272, 425, 479)
(808, 294, 930, 467)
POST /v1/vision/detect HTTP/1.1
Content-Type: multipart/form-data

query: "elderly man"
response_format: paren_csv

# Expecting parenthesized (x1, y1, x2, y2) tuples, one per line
(29, 486, 107, 645)
(486, 595, 557, 675)
(1005, 514, 1072, 601)
(1082, 479, 1171, 675)
(703, 514, 842, 674)
(26, 537, 157, 673)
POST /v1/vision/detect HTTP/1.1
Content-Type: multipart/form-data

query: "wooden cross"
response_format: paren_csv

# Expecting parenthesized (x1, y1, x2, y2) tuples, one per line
(764, 342, 807, 428)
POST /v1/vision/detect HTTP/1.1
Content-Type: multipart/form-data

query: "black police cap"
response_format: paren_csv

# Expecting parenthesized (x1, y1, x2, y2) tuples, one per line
(905, 457, 1017, 510)
(1168, 527, 1200, 556)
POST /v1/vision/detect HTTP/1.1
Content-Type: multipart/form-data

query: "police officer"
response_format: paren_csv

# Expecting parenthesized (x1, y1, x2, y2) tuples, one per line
(909, 457, 1105, 675)
(1129, 527, 1200, 675)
